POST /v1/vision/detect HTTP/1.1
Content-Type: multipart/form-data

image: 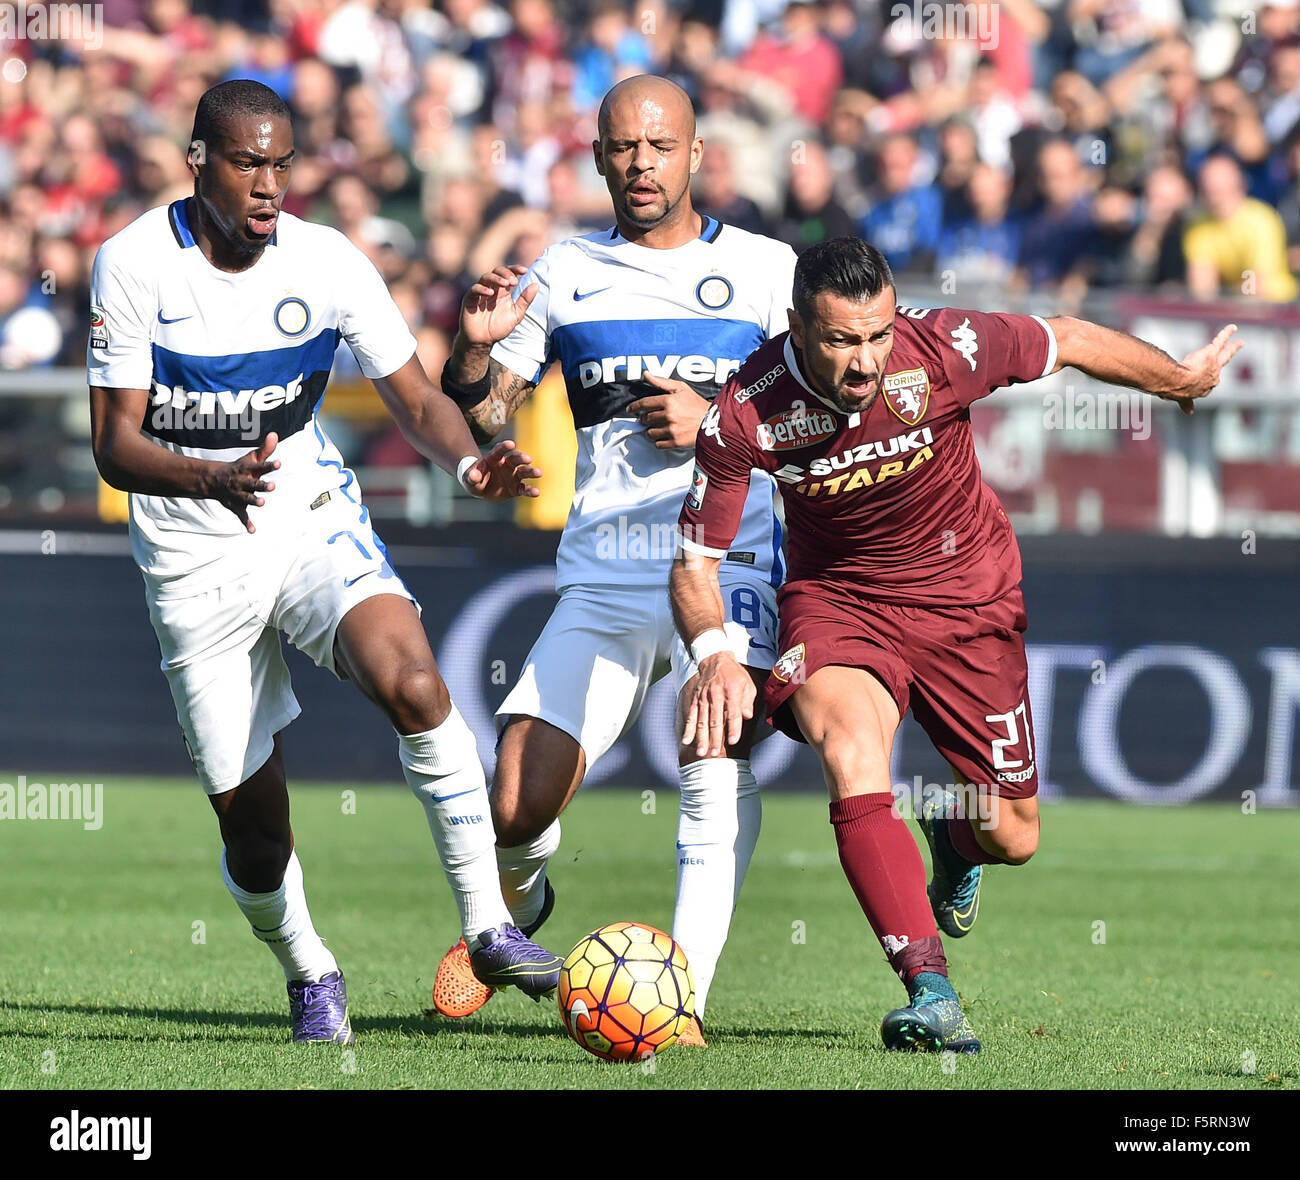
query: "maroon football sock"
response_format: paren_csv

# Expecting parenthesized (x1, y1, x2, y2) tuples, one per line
(829, 792, 948, 984)
(947, 814, 1011, 865)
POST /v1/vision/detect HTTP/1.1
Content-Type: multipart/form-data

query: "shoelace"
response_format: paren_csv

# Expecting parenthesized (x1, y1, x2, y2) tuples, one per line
(481, 926, 555, 964)
(290, 980, 344, 1038)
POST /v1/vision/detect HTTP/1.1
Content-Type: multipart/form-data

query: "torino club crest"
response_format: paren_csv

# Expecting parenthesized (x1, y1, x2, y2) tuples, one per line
(882, 368, 930, 425)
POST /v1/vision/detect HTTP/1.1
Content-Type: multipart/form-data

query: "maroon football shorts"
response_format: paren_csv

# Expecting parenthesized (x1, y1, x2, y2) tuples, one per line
(765, 579, 1039, 799)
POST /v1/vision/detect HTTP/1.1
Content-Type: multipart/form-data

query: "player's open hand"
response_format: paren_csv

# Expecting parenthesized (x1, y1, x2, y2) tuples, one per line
(681, 651, 755, 758)
(461, 439, 542, 501)
(1169, 324, 1243, 414)
(208, 432, 279, 533)
(628, 375, 712, 449)
(460, 264, 539, 348)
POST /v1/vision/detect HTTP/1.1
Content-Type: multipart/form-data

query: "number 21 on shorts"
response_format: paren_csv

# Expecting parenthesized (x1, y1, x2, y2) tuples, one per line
(984, 700, 1033, 771)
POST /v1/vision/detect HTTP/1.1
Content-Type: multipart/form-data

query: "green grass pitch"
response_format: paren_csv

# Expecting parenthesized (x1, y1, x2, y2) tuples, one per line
(1, 780, 1296, 1090)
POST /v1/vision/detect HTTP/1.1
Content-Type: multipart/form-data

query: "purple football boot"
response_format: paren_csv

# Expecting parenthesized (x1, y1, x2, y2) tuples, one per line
(288, 971, 356, 1044)
(469, 924, 563, 1000)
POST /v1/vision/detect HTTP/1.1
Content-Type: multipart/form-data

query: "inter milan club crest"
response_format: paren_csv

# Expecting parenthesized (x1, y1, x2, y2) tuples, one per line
(274, 296, 310, 338)
(772, 642, 806, 684)
(882, 368, 930, 425)
(695, 275, 733, 310)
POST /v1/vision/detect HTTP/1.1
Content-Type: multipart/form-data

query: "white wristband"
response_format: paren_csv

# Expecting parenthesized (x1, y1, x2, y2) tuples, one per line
(690, 628, 730, 665)
(456, 455, 479, 493)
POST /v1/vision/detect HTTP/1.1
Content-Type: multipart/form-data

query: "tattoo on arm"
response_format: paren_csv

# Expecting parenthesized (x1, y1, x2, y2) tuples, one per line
(465, 359, 536, 444)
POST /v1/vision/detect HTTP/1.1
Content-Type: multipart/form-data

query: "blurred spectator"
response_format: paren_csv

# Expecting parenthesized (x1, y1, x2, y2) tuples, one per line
(487, 0, 569, 137)
(571, 0, 653, 113)
(1127, 163, 1193, 289)
(1233, 0, 1300, 98)
(327, 173, 415, 269)
(736, 0, 843, 126)
(694, 139, 767, 235)
(0, 263, 61, 369)
(545, 154, 612, 238)
(1261, 36, 1300, 145)
(858, 133, 942, 275)
(1049, 70, 1112, 173)
(935, 162, 1020, 287)
(1068, 0, 1183, 88)
(1015, 138, 1098, 295)
(966, 58, 1023, 172)
(774, 138, 855, 252)
(1184, 153, 1298, 301)
(1189, 77, 1278, 206)
(935, 118, 981, 224)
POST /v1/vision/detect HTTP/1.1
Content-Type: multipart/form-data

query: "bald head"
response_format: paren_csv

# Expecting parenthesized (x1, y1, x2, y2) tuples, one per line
(593, 74, 703, 242)
(598, 75, 696, 142)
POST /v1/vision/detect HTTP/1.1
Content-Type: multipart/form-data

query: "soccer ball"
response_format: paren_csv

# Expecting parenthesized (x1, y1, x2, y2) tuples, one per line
(557, 922, 695, 1061)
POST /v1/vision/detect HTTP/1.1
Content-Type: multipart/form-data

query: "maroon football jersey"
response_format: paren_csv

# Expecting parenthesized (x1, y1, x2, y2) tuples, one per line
(678, 305, 1056, 605)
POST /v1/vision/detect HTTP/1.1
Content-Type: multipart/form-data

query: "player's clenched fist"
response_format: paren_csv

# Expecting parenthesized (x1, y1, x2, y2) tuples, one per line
(206, 432, 280, 533)
(459, 264, 540, 347)
(681, 650, 756, 758)
(461, 439, 543, 502)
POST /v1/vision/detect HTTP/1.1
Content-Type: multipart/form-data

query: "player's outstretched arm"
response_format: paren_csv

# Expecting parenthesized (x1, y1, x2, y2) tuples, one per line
(372, 354, 542, 501)
(1048, 317, 1243, 415)
(445, 264, 540, 444)
(670, 551, 756, 758)
(90, 385, 280, 533)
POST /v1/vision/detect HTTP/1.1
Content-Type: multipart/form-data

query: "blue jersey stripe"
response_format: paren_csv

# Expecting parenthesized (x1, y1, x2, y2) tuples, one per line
(152, 328, 340, 391)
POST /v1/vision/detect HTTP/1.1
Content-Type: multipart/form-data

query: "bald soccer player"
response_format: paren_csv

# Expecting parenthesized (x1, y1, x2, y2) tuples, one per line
(431, 76, 797, 1044)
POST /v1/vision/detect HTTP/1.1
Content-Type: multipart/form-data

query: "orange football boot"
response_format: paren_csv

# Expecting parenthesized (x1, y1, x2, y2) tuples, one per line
(676, 1015, 708, 1047)
(431, 938, 494, 1018)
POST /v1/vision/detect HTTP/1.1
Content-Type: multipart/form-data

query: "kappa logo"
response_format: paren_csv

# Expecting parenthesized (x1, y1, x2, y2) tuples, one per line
(701, 403, 725, 447)
(734, 362, 785, 404)
(772, 642, 805, 684)
(883, 368, 930, 425)
(950, 317, 979, 371)
(756, 399, 837, 451)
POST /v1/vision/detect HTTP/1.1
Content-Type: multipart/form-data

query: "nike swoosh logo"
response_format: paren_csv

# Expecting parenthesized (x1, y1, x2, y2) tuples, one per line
(567, 997, 591, 1027)
(343, 574, 368, 588)
(573, 286, 611, 301)
(430, 787, 478, 804)
(157, 311, 192, 324)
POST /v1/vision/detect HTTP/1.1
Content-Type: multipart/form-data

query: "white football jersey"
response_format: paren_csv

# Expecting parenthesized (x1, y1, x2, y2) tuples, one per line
(491, 216, 795, 590)
(87, 201, 416, 590)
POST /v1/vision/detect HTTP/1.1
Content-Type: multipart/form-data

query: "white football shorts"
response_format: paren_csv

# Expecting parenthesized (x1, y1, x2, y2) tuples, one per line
(145, 491, 417, 795)
(496, 569, 778, 769)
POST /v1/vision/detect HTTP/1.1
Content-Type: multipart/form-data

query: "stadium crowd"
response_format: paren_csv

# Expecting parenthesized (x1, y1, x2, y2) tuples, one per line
(1, 0, 1295, 387)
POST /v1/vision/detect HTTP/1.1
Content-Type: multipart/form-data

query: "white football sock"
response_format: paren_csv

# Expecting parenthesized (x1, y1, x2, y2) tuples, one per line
(496, 819, 561, 930)
(400, 705, 513, 944)
(221, 848, 338, 983)
(672, 758, 762, 1020)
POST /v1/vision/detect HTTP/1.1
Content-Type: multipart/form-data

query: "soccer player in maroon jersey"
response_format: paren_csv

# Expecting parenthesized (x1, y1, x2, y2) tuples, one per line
(671, 237, 1242, 1052)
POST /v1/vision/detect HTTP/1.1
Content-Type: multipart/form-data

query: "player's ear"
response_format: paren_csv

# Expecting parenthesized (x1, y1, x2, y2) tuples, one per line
(689, 136, 703, 176)
(788, 307, 805, 348)
(592, 139, 605, 177)
(187, 138, 206, 179)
